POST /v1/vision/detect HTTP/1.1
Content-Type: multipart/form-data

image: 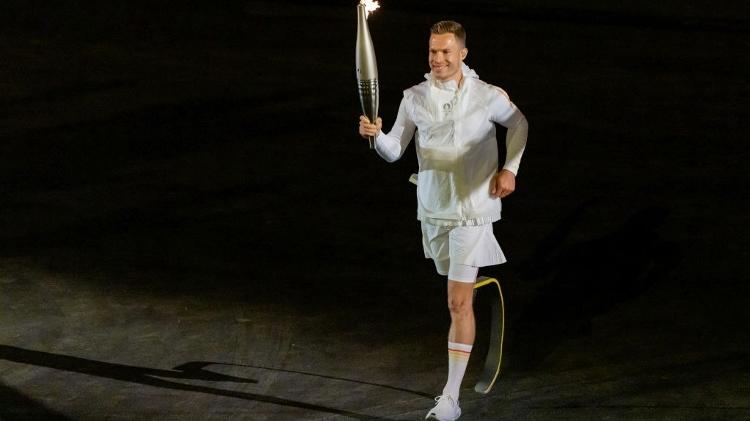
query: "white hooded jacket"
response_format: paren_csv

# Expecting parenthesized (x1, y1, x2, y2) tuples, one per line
(375, 64, 528, 226)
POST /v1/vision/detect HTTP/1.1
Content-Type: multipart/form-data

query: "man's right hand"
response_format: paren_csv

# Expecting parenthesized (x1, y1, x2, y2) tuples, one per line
(359, 115, 382, 139)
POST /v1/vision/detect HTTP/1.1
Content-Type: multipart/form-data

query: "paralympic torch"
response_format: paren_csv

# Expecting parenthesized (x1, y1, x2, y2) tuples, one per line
(356, 0, 380, 149)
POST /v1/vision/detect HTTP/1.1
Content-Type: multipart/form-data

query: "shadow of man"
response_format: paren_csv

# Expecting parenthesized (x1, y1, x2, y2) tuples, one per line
(0, 345, 387, 420)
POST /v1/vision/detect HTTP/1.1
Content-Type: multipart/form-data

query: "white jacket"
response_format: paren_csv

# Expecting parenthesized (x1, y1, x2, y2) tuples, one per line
(375, 64, 528, 226)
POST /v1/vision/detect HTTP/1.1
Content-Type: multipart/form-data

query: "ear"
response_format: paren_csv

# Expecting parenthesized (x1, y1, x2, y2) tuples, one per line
(461, 48, 468, 60)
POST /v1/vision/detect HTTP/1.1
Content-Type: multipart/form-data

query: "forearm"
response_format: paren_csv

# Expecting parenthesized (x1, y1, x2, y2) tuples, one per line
(502, 112, 528, 175)
(375, 131, 406, 162)
(374, 98, 415, 162)
(488, 86, 529, 176)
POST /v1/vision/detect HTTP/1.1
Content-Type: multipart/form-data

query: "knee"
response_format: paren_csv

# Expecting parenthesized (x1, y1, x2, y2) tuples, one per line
(447, 296, 473, 317)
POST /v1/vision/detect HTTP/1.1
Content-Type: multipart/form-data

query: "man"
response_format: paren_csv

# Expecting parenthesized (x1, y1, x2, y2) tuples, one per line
(358, 21, 528, 421)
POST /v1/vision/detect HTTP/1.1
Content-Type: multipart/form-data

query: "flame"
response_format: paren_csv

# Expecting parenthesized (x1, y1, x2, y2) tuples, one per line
(360, 0, 380, 17)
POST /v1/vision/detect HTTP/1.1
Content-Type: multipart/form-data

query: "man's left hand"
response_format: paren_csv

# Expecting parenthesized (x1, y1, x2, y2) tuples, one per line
(491, 169, 516, 198)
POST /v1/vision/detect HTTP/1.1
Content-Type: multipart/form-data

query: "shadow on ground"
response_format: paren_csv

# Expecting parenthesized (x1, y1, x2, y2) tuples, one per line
(0, 344, 397, 420)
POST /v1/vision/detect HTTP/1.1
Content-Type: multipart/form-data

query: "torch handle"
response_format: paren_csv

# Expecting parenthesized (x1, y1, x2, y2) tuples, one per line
(357, 77, 378, 152)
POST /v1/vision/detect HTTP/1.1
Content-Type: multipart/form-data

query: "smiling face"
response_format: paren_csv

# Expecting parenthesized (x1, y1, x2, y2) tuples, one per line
(428, 32, 468, 83)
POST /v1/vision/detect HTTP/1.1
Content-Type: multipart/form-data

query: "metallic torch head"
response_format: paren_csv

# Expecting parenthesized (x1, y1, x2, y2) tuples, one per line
(356, 4, 378, 81)
(356, 3, 379, 149)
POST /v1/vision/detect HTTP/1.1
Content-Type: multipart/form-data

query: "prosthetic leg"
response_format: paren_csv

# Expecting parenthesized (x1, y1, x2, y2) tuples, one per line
(472, 276, 505, 394)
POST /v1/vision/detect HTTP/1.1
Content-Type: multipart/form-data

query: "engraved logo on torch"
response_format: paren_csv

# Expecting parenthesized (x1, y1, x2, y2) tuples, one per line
(356, 0, 380, 150)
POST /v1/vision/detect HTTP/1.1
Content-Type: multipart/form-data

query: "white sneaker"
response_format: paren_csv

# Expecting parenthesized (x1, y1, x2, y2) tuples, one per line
(425, 394, 461, 421)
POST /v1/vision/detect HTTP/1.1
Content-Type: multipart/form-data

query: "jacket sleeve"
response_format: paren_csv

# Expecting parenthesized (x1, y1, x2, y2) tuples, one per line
(374, 96, 416, 163)
(488, 86, 528, 176)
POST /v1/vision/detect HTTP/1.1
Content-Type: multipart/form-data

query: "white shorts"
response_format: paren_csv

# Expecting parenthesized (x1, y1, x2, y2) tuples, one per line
(421, 222, 507, 283)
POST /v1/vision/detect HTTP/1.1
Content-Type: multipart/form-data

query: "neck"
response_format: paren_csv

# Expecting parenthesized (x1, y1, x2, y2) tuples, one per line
(448, 64, 465, 86)
(455, 71, 464, 87)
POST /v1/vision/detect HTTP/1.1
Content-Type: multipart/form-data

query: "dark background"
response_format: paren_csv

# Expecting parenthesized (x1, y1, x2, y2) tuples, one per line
(1, 0, 749, 419)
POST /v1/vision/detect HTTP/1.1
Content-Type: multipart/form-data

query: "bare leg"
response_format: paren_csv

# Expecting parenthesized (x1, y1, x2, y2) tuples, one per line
(447, 280, 475, 345)
(427, 279, 477, 418)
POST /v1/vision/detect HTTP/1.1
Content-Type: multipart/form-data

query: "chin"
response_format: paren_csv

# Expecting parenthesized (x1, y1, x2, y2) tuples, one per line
(433, 72, 455, 81)
(433, 66, 454, 74)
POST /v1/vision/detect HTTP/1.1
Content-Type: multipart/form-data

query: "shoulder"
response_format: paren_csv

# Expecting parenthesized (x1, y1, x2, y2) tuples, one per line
(398, 81, 429, 120)
(403, 81, 429, 114)
(489, 84, 510, 101)
(404, 80, 429, 99)
(471, 78, 511, 101)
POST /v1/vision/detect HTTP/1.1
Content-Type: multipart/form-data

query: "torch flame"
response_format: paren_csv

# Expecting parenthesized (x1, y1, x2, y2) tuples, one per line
(359, 0, 380, 17)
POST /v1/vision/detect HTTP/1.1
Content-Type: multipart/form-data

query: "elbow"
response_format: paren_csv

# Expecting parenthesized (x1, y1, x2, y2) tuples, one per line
(382, 154, 400, 163)
(500, 110, 528, 132)
(517, 114, 529, 132)
(375, 138, 404, 163)
(376, 147, 400, 163)
(513, 115, 529, 142)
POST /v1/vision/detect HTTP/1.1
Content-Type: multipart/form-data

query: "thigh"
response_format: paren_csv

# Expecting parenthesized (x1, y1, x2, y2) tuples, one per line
(448, 224, 506, 268)
(421, 222, 451, 261)
(448, 263, 478, 283)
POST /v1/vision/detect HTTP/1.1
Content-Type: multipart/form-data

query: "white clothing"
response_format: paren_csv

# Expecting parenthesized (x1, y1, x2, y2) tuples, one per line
(375, 63, 528, 226)
(421, 222, 507, 281)
(448, 264, 479, 284)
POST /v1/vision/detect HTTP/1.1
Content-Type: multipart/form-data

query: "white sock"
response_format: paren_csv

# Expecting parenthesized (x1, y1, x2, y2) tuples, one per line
(443, 341, 472, 401)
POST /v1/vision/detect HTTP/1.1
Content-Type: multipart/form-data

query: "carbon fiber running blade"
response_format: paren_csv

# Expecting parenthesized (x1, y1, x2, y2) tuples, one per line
(473, 277, 505, 394)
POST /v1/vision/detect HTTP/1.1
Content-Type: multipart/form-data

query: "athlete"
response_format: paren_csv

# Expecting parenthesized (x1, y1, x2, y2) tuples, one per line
(358, 21, 528, 420)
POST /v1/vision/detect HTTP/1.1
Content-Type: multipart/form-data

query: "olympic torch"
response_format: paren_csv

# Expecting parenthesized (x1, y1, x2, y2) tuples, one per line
(356, 0, 380, 149)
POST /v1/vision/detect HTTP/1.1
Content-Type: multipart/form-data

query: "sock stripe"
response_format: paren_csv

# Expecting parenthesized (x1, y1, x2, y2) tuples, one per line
(448, 342, 473, 352)
(444, 343, 473, 401)
(448, 351, 471, 363)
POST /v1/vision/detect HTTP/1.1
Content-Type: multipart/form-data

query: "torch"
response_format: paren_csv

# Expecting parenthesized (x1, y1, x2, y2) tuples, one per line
(356, 0, 380, 149)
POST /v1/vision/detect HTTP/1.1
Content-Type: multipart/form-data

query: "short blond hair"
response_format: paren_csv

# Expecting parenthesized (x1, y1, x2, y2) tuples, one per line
(430, 21, 466, 46)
